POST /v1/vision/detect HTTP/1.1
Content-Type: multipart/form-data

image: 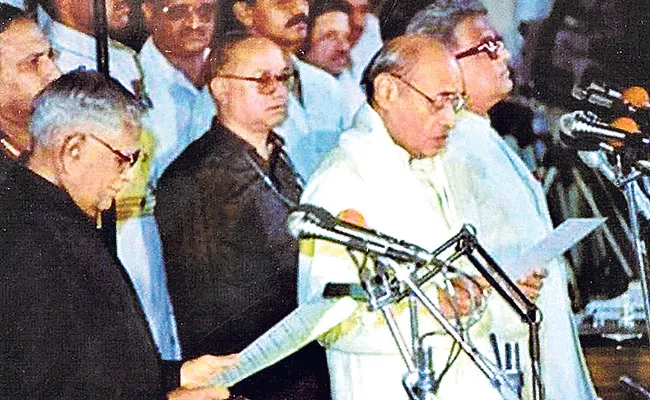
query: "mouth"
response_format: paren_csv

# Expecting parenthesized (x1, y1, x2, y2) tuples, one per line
(292, 22, 307, 33)
(269, 104, 286, 111)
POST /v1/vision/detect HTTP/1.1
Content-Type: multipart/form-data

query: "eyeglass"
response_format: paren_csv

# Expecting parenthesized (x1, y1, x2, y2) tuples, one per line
(389, 73, 466, 113)
(216, 70, 297, 95)
(161, 3, 216, 23)
(455, 37, 504, 61)
(86, 134, 140, 171)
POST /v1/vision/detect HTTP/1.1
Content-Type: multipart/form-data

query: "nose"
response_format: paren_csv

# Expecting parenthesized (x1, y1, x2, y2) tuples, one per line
(437, 103, 457, 129)
(43, 59, 62, 86)
(497, 43, 511, 64)
(190, 11, 202, 29)
(339, 36, 351, 52)
(271, 78, 290, 101)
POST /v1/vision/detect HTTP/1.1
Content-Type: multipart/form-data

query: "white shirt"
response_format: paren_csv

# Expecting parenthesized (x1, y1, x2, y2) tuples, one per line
(440, 111, 598, 400)
(42, 18, 142, 95)
(337, 68, 368, 123)
(275, 58, 352, 180)
(3, 0, 24, 8)
(138, 37, 215, 185)
(349, 14, 383, 84)
(113, 38, 216, 361)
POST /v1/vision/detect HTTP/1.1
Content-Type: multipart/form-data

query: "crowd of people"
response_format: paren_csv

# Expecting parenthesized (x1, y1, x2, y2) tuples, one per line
(0, 0, 599, 399)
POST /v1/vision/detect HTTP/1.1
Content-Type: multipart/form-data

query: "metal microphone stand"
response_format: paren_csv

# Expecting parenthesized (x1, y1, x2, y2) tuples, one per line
(354, 225, 543, 400)
(613, 154, 650, 344)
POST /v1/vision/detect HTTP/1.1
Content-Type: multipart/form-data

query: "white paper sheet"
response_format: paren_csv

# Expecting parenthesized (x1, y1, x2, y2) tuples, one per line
(204, 296, 358, 388)
(515, 217, 606, 273)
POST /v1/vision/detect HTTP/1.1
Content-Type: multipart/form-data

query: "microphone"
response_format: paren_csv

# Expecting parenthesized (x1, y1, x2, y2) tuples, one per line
(286, 204, 434, 264)
(559, 111, 648, 152)
(578, 149, 617, 184)
(573, 83, 650, 120)
(622, 86, 650, 109)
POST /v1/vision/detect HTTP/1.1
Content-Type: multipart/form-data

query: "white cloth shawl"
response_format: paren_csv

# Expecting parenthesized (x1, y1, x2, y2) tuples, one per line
(440, 111, 598, 400)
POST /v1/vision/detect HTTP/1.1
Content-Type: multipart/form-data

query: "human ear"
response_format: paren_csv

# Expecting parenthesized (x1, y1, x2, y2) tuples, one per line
(58, 133, 85, 175)
(141, 2, 156, 32)
(372, 73, 398, 110)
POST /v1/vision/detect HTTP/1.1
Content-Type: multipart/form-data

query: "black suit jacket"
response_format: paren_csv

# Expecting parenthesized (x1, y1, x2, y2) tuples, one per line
(0, 166, 166, 399)
(156, 120, 330, 400)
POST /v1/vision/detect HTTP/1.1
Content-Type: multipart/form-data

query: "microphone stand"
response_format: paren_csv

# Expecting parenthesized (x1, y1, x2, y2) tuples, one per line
(354, 225, 543, 400)
(614, 154, 650, 345)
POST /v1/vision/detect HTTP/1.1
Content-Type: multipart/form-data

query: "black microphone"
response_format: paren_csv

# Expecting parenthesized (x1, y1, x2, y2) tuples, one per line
(559, 111, 649, 152)
(286, 204, 434, 264)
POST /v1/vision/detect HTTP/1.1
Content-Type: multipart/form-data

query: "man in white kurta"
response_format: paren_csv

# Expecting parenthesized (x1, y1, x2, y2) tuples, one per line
(115, 0, 219, 361)
(441, 111, 597, 400)
(299, 35, 516, 400)
(40, 3, 142, 95)
(405, 2, 597, 398)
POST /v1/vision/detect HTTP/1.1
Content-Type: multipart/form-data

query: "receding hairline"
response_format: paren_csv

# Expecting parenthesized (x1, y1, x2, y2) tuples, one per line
(221, 36, 285, 71)
(386, 34, 451, 74)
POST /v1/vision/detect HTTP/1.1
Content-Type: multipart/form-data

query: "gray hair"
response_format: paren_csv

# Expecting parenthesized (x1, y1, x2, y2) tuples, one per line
(405, 0, 486, 48)
(30, 70, 145, 148)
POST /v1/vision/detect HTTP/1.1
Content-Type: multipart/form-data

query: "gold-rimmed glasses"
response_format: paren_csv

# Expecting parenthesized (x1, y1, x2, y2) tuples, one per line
(216, 70, 297, 96)
(389, 73, 466, 113)
(85, 134, 140, 172)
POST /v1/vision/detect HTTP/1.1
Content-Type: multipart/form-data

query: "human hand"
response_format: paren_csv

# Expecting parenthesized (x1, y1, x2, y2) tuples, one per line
(437, 275, 486, 318)
(516, 269, 547, 302)
(167, 387, 230, 400)
(180, 353, 239, 389)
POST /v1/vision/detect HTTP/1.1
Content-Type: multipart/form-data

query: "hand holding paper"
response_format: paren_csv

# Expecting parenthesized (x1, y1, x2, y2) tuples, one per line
(203, 297, 358, 389)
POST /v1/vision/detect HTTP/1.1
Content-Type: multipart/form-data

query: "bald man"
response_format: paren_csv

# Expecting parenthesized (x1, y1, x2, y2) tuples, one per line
(155, 33, 330, 400)
(298, 35, 510, 399)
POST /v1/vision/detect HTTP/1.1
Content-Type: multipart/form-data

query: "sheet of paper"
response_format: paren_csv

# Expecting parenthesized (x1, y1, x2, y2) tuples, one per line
(204, 296, 358, 388)
(515, 217, 606, 272)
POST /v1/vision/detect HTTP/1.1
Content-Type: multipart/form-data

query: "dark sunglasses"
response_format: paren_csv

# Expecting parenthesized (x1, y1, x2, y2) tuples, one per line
(86, 134, 140, 170)
(216, 70, 297, 95)
(455, 37, 504, 61)
(161, 3, 216, 23)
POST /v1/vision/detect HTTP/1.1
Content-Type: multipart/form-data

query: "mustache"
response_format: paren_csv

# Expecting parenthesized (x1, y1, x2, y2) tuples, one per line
(286, 13, 308, 28)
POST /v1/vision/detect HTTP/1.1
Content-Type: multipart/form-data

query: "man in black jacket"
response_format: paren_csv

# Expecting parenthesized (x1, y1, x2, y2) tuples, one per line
(155, 33, 331, 400)
(0, 70, 234, 399)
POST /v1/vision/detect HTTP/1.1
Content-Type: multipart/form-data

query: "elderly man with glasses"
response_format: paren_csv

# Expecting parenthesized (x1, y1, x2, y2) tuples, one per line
(0, 70, 235, 399)
(402, 1, 598, 399)
(295, 34, 511, 399)
(155, 32, 331, 400)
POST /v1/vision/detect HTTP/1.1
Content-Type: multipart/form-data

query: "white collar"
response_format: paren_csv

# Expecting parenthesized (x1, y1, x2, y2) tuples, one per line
(139, 37, 204, 95)
(46, 20, 134, 60)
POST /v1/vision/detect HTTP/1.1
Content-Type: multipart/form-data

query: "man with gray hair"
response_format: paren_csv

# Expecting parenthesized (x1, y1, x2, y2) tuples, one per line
(0, 70, 235, 399)
(404, 2, 598, 399)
